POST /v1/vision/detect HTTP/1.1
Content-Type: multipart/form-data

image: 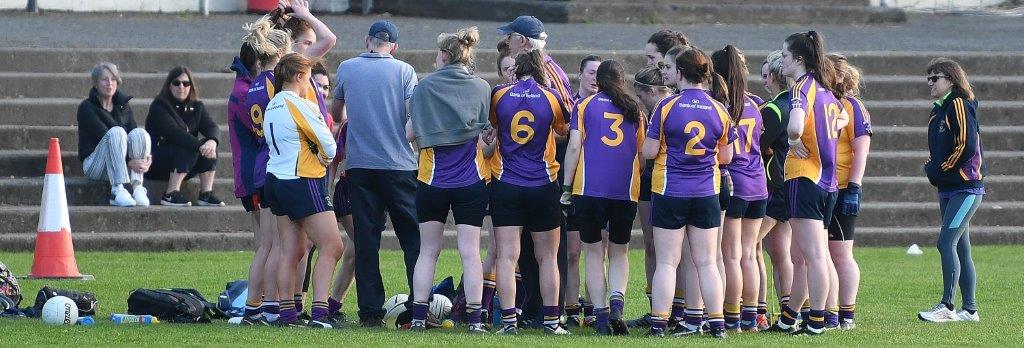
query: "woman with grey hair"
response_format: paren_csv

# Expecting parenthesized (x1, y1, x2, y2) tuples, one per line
(76, 62, 152, 207)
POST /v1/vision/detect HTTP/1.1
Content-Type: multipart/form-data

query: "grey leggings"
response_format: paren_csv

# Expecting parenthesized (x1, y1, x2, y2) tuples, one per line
(83, 127, 151, 187)
(937, 192, 982, 311)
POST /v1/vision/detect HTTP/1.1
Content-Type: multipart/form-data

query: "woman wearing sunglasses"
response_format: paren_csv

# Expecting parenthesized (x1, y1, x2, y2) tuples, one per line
(917, 58, 986, 324)
(145, 66, 223, 207)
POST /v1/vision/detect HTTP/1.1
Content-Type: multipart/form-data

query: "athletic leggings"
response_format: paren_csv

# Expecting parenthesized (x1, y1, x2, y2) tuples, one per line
(83, 126, 151, 187)
(936, 192, 982, 311)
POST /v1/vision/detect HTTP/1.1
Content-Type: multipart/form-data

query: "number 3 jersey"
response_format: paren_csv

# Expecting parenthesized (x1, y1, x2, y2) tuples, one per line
(569, 92, 645, 202)
(647, 89, 735, 198)
(489, 79, 569, 187)
(785, 72, 842, 193)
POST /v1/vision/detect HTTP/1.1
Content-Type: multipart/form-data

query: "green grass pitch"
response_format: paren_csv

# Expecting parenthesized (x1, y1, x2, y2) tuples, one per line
(1, 246, 1020, 346)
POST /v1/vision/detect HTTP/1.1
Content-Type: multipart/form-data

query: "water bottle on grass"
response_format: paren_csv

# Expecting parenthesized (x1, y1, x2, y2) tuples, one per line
(110, 314, 159, 324)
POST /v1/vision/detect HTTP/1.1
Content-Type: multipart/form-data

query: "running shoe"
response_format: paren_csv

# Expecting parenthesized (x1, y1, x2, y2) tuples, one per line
(918, 303, 958, 323)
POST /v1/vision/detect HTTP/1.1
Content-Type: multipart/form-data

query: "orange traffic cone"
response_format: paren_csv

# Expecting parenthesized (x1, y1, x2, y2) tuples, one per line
(28, 138, 93, 280)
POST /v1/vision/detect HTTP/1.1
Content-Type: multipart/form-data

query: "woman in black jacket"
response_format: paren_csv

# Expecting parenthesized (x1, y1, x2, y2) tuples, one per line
(77, 62, 153, 207)
(917, 58, 985, 323)
(145, 66, 222, 207)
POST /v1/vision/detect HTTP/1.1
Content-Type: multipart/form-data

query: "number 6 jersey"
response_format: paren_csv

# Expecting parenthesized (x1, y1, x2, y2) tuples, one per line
(647, 88, 735, 198)
(489, 78, 569, 187)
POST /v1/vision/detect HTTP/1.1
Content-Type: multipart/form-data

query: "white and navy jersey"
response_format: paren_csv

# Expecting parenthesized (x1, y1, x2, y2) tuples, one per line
(264, 90, 336, 180)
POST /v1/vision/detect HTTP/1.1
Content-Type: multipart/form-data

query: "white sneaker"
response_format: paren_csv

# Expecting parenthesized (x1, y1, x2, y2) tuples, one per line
(918, 303, 958, 323)
(956, 309, 980, 322)
(109, 186, 136, 207)
(132, 185, 150, 207)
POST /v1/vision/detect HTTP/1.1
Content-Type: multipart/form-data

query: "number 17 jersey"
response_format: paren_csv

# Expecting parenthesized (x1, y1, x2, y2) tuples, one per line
(489, 79, 569, 187)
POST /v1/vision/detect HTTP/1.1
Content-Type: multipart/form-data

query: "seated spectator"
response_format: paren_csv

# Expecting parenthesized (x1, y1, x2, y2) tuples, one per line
(76, 62, 152, 207)
(145, 66, 223, 207)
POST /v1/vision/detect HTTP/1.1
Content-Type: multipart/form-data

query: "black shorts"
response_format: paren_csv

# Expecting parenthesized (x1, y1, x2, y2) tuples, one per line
(639, 162, 653, 202)
(570, 195, 637, 245)
(651, 193, 721, 230)
(765, 186, 789, 222)
(263, 174, 334, 221)
(489, 180, 561, 232)
(785, 177, 838, 226)
(828, 189, 857, 241)
(416, 180, 488, 227)
(725, 197, 768, 219)
(239, 191, 262, 213)
(718, 172, 732, 211)
(333, 175, 352, 218)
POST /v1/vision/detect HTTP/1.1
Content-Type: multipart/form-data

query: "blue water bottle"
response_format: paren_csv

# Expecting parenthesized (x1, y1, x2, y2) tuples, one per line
(110, 314, 159, 324)
(76, 316, 95, 326)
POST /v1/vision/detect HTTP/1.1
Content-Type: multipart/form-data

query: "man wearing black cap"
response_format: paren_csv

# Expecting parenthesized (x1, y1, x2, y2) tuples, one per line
(497, 15, 576, 331)
(331, 19, 421, 328)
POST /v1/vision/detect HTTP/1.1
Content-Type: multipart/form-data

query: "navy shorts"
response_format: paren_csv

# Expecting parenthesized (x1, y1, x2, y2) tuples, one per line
(828, 188, 857, 241)
(639, 161, 654, 202)
(765, 186, 790, 222)
(416, 180, 488, 227)
(263, 174, 334, 221)
(651, 193, 721, 230)
(785, 177, 838, 227)
(489, 180, 561, 232)
(571, 195, 637, 245)
(719, 172, 732, 211)
(239, 191, 262, 213)
(725, 197, 768, 219)
(333, 175, 352, 218)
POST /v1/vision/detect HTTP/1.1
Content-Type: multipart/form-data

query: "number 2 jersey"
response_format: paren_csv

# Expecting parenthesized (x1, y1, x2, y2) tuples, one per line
(489, 78, 569, 187)
(570, 91, 645, 202)
(728, 94, 768, 201)
(648, 88, 736, 198)
(785, 72, 842, 193)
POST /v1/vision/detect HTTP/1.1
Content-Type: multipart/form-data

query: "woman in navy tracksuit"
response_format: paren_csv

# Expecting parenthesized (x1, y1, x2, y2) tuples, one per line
(917, 57, 985, 324)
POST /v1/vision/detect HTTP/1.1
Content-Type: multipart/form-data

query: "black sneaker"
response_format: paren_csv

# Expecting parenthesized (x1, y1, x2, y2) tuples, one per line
(565, 315, 583, 327)
(626, 313, 653, 328)
(160, 190, 191, 206)
(671, 324, 701, 337)
(468, 323, 489, 334)
(360, 317, 385, 328)
(196, 191, 224, 206)
(241, 315, 270, 326)
(496, 324, 518, 335)
(306, 319, 333, 329)
(791, 326, 824, 336)
(610, 318, 630, 336)
(544, 323, 571, 335)
(710, 328, 728, 339)
(298, 311, 312, 321)
(645, 326, 666, 337)
(275, 318, 308, 328)
(329, 311, 348, 326)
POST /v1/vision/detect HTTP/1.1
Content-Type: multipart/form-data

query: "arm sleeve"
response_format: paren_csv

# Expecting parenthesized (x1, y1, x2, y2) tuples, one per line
(569, 100, 581, 132)
(404, 67, 419, 100)
(146, 101, 203, 151)
(333, 63, 345, 101)
(939, 98, 978, 172)
(759, 104, 784, 153)
(551, 95, 570, 135)
(295, 100, 338, 165)
(647, 99, 666, 140)
(196, 102, 221, 145)
(851, 98, 873, 137)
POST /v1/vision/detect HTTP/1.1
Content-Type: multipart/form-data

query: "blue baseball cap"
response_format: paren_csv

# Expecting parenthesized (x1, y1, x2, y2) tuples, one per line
(496, 15, 545, 40)
(368, 20, 399, 43)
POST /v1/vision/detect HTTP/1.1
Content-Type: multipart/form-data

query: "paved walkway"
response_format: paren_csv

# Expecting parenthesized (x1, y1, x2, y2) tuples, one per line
(1, 11, 1022, 52)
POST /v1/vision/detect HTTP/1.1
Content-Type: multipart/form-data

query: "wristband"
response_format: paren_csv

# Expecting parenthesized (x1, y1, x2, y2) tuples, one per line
(563, 184, 572, 193)
(787, 138, 802, 146)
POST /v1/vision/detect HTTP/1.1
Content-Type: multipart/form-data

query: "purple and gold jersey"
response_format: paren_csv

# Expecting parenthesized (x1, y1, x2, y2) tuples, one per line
(489, 79, 569, 187)
(785, 72, 842, 192)
(418, 140, 488, 188)
(245, 70, 274, 188)
(648, 89, 735, 198)
(569, 92, 645, 202)
(729, 95, 768, 201)
(836, 96, 872, 189)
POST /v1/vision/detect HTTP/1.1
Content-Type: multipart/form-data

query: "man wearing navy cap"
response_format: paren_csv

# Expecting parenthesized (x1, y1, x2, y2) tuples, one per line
(331, 19, 421, 328)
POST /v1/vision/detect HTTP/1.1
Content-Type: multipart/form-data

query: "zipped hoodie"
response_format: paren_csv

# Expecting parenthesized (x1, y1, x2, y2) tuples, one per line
(924, 90, 986, 191)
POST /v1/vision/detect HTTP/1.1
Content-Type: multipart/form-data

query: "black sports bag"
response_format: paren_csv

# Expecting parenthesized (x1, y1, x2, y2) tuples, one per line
(33, 286, 98, 316)
(127, 288, 225, 323)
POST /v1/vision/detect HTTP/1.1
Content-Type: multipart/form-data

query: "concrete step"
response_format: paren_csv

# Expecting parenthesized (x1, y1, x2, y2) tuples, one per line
(854, 201, 1024, 228)
(4, 48, 1024, 80)
(5, 98, 1021, 128)
(860, 176, 1020, 202)
(0, 150, 233, 178)
(0, 177, 236, 206)
(2, 226, 1020, 252)
(565, 2, 905, 24)
(868, 151, 1021, 177)
(570, 0, 870, 5)
(5, 70, 1022, 102)
(0, 205, 250, 234)
(0, 124, 232, 151)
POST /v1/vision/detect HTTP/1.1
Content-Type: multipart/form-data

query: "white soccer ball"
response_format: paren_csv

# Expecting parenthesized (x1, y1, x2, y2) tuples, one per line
(41, 296, 78, 325)
(383, 293, 409, 324)
(430, 294, 452, 320)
